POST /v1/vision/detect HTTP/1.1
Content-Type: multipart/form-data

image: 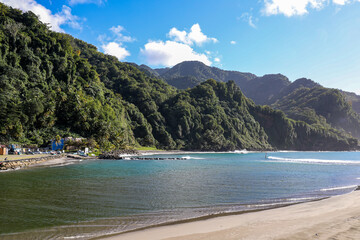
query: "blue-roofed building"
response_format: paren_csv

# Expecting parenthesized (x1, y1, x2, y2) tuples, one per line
(51, 139, 64, 151)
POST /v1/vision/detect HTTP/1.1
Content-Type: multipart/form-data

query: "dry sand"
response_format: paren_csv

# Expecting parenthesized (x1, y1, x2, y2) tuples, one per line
(30, 156, 76, 167)
(101, 190, 360, 240)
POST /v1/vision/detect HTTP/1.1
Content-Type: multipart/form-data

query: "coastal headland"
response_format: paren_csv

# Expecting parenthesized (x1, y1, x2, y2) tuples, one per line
(101, 190, 360, 240)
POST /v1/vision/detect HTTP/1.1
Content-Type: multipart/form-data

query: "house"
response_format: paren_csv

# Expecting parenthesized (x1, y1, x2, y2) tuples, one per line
(0, 145, 7, 155)
(8, 144, 22, 155)
(51, 139, 64, 151)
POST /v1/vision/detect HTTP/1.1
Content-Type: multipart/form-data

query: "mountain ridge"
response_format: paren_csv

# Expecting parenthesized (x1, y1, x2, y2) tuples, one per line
(146, 61, 360, 139)
(151, 60, 360, 111)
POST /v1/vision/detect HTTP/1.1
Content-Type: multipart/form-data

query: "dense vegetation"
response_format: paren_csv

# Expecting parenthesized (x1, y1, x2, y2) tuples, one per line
(155, 61, 360, 140)
(272, 87, 360, 139)
(155, 61, 256, 90)
(0, 4, 136, 149)
(0, 3, 358, 151)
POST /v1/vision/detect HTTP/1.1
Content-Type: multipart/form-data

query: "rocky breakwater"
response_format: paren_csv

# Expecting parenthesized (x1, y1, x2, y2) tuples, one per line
(99, 149, 140, 159)
(0, 155, 63, 170)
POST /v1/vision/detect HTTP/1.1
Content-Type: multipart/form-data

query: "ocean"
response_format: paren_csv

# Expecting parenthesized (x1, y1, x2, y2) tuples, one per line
(1, 151, 360, 239)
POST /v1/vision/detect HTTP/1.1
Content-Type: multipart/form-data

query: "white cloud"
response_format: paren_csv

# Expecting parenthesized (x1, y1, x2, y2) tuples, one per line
(141, 23, 217, 67)
(230, 41, 237, 45)
(98, 25, 134, 61)
(68, 0, 105, 5)
(333, 0, 350, 5)
(169, 28, 188, 44)
(214, 57, 220, 63)
(262, 0, 360, 16)
(241, 13, 257, 28)
(102, 42, 130, 61)
(263, 0, 326, 17)
(141, 40, 211, 67)
(168, 23, 218, 46)
(1, 0, 82, 32)
(110, 25, 135, 42)
(248, 15, 257, 28)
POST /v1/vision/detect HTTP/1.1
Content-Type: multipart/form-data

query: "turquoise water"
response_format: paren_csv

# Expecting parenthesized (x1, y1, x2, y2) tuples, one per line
(1, 151, 360, 239)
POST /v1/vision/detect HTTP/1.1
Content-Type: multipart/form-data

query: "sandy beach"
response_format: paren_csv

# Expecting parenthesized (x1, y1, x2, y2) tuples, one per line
(101, 190, 360, 240)
(29, 156, 81, 168)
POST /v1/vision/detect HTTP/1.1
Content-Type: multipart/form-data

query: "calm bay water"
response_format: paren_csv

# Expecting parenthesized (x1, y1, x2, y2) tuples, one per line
(1, 151, 360, 239)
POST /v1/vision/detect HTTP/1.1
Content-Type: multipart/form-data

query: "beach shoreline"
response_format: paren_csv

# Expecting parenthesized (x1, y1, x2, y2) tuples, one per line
(136, 149, 359, 156)
(99, 190, 360, 240)
(0, 154, 92, 172)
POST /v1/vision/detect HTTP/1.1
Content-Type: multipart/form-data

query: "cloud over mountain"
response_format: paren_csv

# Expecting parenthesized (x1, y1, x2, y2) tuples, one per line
(141, 40, 211, 67)
(141, 23, 217, 67)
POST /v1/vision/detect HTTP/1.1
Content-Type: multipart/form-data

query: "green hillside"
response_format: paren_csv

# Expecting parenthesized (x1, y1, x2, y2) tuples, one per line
(272, 87, 360, 139)
(158, 61, 256, 90)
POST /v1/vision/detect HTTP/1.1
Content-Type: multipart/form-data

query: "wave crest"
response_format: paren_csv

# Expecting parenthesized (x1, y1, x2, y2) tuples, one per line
(320, 185, 357, 192)
(267, 156, 360, 165)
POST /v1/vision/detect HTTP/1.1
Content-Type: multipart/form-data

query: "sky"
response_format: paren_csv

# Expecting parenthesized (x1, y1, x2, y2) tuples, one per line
(1, 0, 360, 93)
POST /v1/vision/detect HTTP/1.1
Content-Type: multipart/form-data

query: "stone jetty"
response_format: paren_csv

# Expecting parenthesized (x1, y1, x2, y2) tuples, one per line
(99, 149, 140, 159)
(0, 155, 63, 170)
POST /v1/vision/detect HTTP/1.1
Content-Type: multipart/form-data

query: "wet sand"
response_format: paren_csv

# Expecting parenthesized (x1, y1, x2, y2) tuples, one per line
(101, 190, 360, 240)
(29, 156, 78, 168)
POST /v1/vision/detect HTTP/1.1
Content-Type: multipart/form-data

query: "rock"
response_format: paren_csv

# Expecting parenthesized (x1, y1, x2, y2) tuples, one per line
(99, 149, 140, 159)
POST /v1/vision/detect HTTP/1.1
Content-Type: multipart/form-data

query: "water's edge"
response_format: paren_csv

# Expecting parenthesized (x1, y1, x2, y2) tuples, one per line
(92, 196, 331, 240)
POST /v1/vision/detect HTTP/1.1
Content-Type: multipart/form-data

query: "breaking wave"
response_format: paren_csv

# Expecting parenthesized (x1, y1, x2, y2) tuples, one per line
(266, 156, 360, 165)
(182, 156, 204, 160)
(233, 150, 249, 154)
(320, 185, 358, 192)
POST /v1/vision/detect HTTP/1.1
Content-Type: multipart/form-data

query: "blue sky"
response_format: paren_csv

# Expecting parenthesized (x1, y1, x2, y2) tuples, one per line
(2, 0, 360, 93)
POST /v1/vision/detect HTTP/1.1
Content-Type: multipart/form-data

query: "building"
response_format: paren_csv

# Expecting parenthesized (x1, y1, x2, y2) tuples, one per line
(0, 146, 7, 155)
(51, 139, 64, 151)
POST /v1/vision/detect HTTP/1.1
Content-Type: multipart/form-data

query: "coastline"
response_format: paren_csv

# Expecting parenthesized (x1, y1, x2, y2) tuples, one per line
(136, 149, 360, 156)
(0, 154, 91, 171)
(100, 190, 360, 240)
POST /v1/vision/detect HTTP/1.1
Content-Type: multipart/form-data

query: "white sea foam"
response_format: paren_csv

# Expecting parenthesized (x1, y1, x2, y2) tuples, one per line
(119, 154, 133, 157)
(283, 197, 319, 202)
(182, 156, 204, 160)
(233, 149, 249, 154)
(267, 156, 360, 165)
(320, 185, 357, 192)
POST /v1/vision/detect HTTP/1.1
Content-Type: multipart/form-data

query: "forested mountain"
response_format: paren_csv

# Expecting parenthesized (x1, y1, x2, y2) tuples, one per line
(0, 3, 357, 151)
(272, 87, 360, 139)
(342, 90, 360, 114)
(154, 61, 360, 139)
(155, 61, 256, 90)
(265, 78, 321, 105)
(240, 74, 291, 105)
(155, 61, 358, 108)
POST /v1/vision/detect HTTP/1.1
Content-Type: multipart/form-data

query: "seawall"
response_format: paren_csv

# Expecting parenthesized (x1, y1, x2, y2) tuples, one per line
(0, 155, 63, 170)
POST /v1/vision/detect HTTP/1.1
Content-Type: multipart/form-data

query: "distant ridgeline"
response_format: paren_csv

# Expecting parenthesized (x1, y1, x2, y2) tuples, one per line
(0, 3, 358, 151)
(142, 61, 360, 142)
